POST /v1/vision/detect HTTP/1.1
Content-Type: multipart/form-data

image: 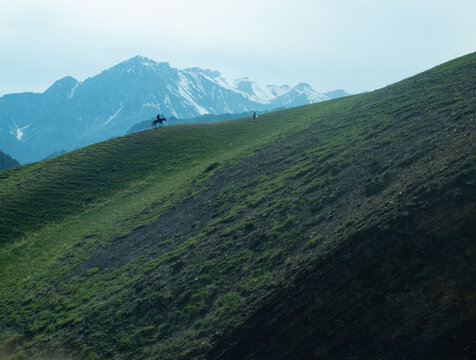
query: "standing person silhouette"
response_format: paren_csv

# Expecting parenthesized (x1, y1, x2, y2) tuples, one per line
(252, 112, 257, 120)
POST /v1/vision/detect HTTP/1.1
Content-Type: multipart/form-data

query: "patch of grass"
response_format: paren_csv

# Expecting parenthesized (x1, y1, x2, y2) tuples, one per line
(305, 235, 323, 249)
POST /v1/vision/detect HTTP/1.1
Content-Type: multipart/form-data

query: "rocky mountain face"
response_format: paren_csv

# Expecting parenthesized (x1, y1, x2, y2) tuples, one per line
(0, 56, 341, 164)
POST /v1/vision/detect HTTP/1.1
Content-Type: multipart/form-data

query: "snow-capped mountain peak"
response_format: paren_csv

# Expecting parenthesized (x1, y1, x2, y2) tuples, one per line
(292, 82, 329, 102)
(232, 77, 277, 104)
(105, 56, 172, 77)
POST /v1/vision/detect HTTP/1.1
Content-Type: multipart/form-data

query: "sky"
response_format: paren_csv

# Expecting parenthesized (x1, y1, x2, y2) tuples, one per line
(0, 0, 475, 96)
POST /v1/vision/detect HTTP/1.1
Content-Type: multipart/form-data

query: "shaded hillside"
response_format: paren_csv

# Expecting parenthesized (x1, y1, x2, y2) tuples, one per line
(0, 53, 475, 360)
(0, 150, 20, 170)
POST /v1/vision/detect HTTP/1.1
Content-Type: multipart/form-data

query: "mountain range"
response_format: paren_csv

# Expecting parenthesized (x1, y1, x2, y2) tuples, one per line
(0, 56, 349, 164)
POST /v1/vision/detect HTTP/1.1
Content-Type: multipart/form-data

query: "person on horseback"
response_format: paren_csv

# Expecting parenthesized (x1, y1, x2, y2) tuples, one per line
(152, 114, 167, 129)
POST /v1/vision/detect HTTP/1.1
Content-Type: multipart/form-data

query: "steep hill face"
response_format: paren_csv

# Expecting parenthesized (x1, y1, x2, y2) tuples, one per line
(0, 56, 336, 164)
(0, 53, 474, 360)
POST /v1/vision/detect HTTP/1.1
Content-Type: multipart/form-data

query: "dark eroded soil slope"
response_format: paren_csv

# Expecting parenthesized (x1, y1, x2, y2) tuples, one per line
(0, 53, 475, 360)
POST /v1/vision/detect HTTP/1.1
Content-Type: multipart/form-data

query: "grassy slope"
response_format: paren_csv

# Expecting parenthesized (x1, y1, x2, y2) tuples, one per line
(0, 53, 475, 359)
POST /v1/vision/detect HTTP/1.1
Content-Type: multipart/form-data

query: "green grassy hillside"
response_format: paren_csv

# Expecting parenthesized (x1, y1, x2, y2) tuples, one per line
(0, 53, 475, 360)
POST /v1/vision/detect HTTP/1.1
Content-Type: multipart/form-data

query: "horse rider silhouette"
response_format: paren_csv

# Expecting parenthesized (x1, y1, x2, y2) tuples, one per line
(152, 114, 167, 129)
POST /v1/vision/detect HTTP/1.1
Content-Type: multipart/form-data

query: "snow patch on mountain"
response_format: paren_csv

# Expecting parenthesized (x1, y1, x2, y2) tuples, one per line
(9, 120, 30, 141)
(141, 59, 156, 68)
(235, 78, 276, 104)
(177, 73, 209, 115)
(268, 84, 293, 97)
(294, 83, 329, 102)
(209, 76, 240, 94)
(142, 102, 161, 111)
(103, 103, 124, 126)
(68, 81, 81, 99)
(184, 67, 221, 78)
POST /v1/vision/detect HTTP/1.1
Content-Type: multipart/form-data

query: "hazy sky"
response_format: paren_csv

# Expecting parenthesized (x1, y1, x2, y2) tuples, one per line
(1, 0, 475, 96)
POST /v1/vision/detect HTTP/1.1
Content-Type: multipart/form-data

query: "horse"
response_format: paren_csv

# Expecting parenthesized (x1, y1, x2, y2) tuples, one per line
(152, 117, 167, 129)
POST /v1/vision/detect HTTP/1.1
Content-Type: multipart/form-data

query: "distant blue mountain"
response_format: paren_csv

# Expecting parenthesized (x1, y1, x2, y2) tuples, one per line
(323, 89, 352, 99)
(0, 149, 20, 170)
(0, 56, 349, 164)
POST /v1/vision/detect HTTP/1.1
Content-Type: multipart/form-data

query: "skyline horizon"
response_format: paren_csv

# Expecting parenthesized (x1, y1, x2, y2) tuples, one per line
(2, 51, 474, 98)
(1, 1, 475, 97)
